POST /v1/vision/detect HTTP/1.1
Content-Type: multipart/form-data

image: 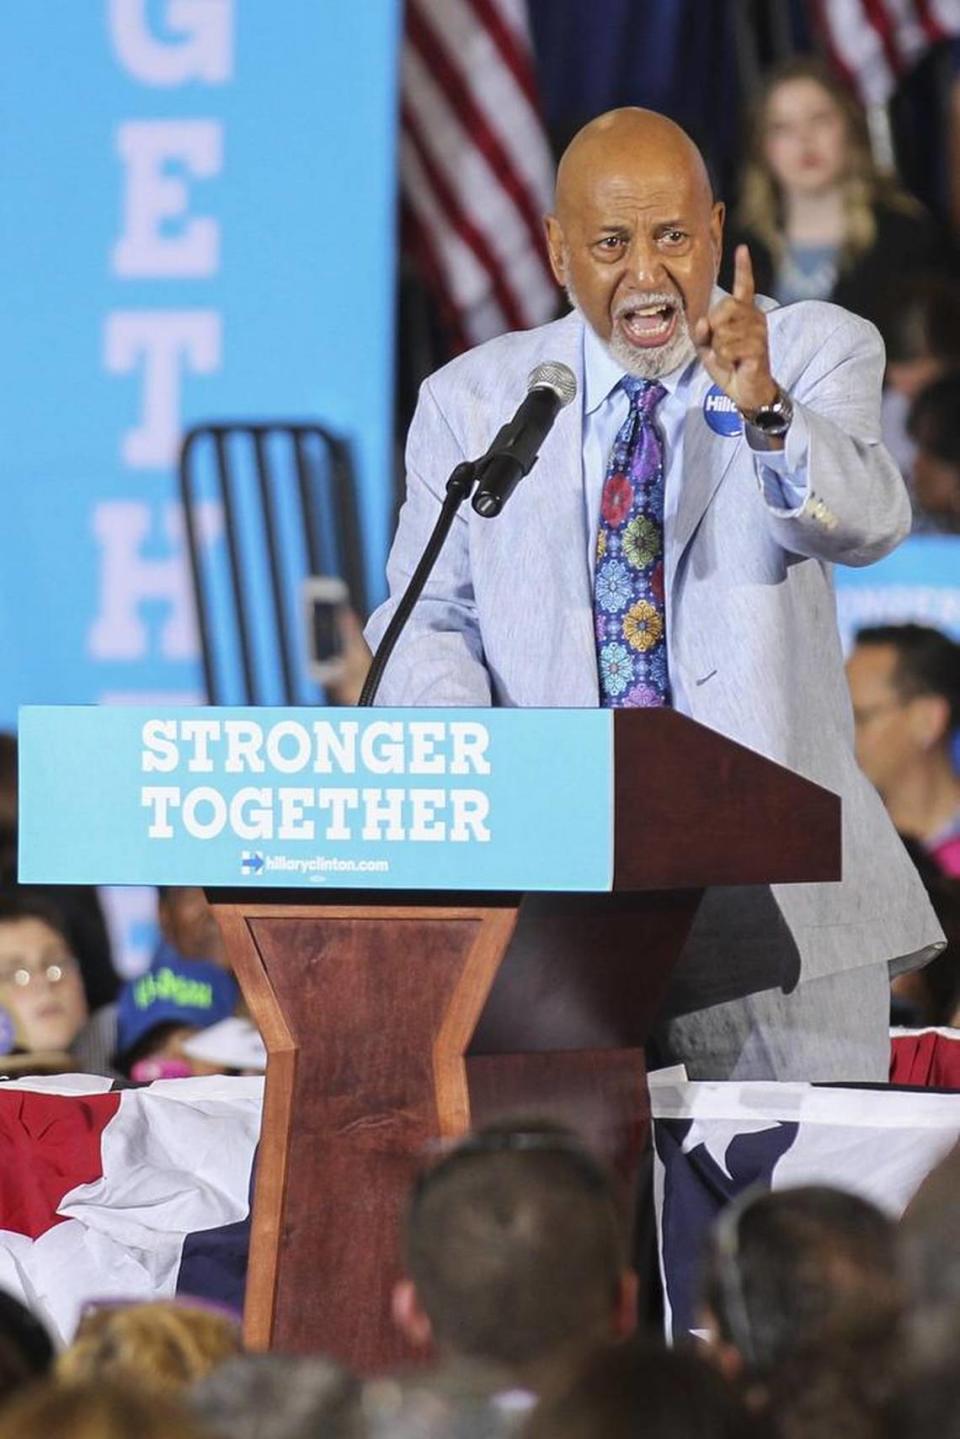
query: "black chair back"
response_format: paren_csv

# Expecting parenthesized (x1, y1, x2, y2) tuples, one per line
(178, 421, 366, 704)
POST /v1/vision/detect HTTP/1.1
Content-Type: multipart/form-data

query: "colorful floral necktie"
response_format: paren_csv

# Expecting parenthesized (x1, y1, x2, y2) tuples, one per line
(593, 377, 669, 707)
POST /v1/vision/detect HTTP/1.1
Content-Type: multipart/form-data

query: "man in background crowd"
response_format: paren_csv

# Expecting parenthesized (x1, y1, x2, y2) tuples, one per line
(699, 1186, 903, 1439)
(846, 624, 960, 877)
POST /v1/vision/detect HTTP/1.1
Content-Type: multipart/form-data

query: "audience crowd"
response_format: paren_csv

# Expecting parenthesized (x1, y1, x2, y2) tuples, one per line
(0, 1121, 955, 1438)
(0, 31, 958, 1439)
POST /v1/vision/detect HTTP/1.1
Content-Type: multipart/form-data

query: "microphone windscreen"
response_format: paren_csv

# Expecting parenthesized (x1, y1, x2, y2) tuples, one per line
(527, 362, 577, 406)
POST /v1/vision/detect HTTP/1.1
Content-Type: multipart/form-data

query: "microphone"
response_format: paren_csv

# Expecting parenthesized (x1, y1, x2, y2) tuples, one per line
(471, 362, 577, 518)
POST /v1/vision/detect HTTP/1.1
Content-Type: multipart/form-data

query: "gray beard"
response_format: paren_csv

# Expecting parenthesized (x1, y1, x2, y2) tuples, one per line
(565, 281, 697, 380)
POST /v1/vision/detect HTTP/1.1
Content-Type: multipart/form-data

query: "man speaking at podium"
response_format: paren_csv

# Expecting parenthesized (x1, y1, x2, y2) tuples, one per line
(366, 108, 943, 1083)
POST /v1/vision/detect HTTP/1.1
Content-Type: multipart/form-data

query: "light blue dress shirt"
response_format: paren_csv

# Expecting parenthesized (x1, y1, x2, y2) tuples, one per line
(581, 318, 812, 589)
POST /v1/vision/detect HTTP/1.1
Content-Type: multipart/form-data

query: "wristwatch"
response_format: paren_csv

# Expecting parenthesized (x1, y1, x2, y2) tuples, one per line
(740, 386, 794, 438)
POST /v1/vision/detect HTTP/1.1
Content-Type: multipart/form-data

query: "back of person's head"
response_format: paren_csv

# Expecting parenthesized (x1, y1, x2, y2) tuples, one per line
(0, 1379, 210, 1439)
(0, 1288, 54, 1405)
(702, 1186, 901, 1377)
(396, 1121, 634, 1376)
(56, 1299, 242, 1395)
(899, 1142, 960, 1315)
(188, 1353, 358, 1439)
(524, 1339, 757, 1439)
(702, 1187, 902, 1439)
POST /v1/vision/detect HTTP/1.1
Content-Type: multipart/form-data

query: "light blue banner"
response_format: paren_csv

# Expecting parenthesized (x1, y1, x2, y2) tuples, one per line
(19, 708, 615, 893)
(835, 535, 960, 649)
(0, 2, 400, 724)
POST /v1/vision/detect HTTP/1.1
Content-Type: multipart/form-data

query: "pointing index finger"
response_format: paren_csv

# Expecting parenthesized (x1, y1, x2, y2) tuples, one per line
(733, 243, 756, 305)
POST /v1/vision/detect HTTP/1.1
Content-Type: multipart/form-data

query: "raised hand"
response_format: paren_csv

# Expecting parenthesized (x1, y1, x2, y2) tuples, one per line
(693, 245, 779, 420)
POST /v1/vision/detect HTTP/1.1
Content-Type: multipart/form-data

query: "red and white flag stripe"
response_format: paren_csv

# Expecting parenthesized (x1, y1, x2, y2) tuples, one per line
(401, 0, 558, 350)
(0, 1074, 260, 1344)
(813, 0, 960, 106)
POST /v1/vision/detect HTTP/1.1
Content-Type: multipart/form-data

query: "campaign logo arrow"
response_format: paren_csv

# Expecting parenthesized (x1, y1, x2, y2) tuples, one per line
(241, 851, 265, 874)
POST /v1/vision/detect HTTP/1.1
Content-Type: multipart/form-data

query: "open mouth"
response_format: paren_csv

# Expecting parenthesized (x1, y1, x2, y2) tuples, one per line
(616, 299, 679, 349)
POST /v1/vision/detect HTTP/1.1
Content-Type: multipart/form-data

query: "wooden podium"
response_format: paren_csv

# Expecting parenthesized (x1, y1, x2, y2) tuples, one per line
(208, 708, 840, 1371)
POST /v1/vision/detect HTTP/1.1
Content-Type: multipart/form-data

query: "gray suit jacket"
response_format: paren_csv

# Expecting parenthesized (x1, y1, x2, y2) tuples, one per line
(367, 302, 944, 997)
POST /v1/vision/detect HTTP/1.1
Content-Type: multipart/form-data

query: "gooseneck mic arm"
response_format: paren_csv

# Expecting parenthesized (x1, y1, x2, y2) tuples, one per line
(358, 460, 478, 707)
(359, 361, 578, 707)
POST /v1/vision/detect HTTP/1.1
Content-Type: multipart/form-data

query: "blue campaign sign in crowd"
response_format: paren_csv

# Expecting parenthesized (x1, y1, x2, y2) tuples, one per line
(835, 536, 960, 649)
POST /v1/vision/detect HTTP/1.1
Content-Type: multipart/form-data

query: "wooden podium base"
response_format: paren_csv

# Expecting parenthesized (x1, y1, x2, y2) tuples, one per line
(211, 887, 700, 1371)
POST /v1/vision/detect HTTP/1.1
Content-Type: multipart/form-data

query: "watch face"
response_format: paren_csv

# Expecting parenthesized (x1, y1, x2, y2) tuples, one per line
(752, 394, 793, 435)
(754, 409, 789, 435)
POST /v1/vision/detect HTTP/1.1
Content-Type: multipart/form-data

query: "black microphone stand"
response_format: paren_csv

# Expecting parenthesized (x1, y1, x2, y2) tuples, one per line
(358, 458, 480, 707)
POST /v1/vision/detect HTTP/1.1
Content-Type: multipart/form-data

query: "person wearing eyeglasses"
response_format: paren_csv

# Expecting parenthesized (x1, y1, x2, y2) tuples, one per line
(845, 624, 960, 878)
(0, 890, 112, 1071)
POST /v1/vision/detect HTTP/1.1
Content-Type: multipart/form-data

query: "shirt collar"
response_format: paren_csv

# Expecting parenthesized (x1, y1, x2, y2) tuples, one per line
(581, 312, 698, 415)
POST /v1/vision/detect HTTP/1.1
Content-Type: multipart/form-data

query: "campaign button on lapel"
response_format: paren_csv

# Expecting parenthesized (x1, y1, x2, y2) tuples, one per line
(702, 384, 743, 437)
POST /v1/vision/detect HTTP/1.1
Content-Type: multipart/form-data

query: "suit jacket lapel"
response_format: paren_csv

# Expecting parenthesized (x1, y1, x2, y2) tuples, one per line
(539, 311, 587, 516)
(669, 371, 744, 568)
(538, 313, 600, 702)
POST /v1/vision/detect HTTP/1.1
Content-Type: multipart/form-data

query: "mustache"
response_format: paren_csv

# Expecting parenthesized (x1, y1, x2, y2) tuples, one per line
(613, 291, 681, 319)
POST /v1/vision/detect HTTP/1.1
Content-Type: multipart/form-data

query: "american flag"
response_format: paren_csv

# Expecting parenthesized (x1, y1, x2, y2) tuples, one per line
(650, 1069, 960, 1341)
(0, 1074, 260, 1344)
(400, 0, 559, 352)
(812, 0, 960, 105)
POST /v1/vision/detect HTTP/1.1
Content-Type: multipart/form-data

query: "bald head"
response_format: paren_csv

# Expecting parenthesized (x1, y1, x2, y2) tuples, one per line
(545, 107, 724, 380)
(554, 108, 713, 225)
